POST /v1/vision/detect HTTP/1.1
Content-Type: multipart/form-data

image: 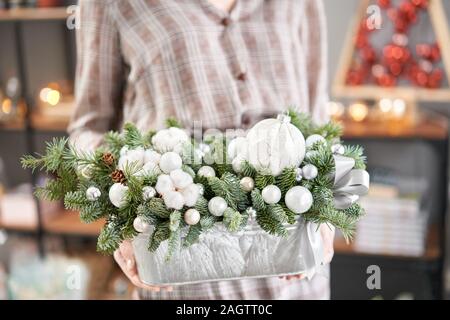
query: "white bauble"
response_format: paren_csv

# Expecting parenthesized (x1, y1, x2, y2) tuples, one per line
(262, 185, 282, 204)
(170, 169, 193, 189)
(198, 166, 216, 178)
(232, 156, 245, 173)
(86, 186, 101, 201)
(118, 147, 145, 170)
(155, 174, 175, 195)
(208, 197, 228, 217)
(133, 216, 151, 233)
(144, 149, 161, 164)
(163, 191, 185, 210)
(109, 183, 129, 208)
(152, 127, 189, 153)
(302, 164, 318, 180)
(240, 177, 255, 192)
(245, 114, 306, 176)
(184, 209, 201, 226)
(142, 186, 156, 201)
(285, 186, 313, 214)
(227, 137, 248, 160)
(180, 184, 200, 207)
(305, 134, 326, 149)
(159, 152, 182, 174)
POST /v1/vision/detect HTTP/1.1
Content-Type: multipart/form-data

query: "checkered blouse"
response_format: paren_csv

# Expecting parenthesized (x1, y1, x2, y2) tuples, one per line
(69, 0, 331, 299)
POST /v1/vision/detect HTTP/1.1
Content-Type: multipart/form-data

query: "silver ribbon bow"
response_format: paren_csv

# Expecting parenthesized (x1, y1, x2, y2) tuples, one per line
(332, 155, 370, 209)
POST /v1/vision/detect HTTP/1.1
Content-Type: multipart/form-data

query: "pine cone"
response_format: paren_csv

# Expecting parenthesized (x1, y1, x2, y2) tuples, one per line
(111, 169, 126, 184)
(102, 153, 115, 166)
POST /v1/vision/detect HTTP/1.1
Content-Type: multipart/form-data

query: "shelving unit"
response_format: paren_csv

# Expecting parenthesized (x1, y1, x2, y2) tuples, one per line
(0, 7, 69, 21)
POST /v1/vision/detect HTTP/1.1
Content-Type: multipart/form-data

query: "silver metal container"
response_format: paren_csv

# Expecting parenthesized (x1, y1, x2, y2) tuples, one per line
(133, 218, 324, 286)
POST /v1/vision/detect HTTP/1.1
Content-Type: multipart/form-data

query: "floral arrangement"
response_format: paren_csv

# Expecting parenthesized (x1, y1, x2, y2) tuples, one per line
(22, 110, 369, 259)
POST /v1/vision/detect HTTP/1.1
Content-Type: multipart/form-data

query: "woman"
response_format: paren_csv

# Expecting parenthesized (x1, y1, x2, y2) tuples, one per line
(69, 0, 335, 300)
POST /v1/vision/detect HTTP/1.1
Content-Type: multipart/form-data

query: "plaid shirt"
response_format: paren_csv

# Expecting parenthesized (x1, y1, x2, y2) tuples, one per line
(69, 0, 330, 299)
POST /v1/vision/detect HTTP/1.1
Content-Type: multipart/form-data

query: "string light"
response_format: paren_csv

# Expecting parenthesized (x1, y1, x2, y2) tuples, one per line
(392, 98, 406, 117)
(348, 102, 369, 122)
(1, 99, 12, 114)
(379, 98, 393, 113)
(39, 87, 61, 106)
(327, 101, 345, 118)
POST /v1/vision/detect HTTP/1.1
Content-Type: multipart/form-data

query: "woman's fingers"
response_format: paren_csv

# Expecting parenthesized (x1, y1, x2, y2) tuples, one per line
(114, 241, 173, 292)
(320, 224, 336, 264)
(279, 274, 305, 280)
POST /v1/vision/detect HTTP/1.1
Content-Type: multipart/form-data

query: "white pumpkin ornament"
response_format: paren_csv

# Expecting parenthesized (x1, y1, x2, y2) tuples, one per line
(244, 114, 306, 176)
(142, 186, 156, 201)
(208, 197, 228, 217)
(285, 186, 313, 214)
(133, 216, 150, 233)
(305, 134, 326, 149)
(198, 166, 216, 178)
(184, 209, 201, 225)
(159, 152, 182, 174)
(262, 185, 282, 204)
(109, 183, 129, 208)
(86, 186, 101, 201)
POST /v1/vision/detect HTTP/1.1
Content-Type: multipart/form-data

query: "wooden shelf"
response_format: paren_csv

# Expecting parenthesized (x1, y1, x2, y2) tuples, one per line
(0, 210, 104, 236)
(0, 7, 70, 22)
(334, 225, 441, 261)
(342, 113, 448, 140)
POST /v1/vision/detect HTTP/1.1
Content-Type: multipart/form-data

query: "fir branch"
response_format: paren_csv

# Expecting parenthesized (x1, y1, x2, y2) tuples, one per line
(200, 215, 217, 230)
(104, 131, 125, 155)
(169, 211, 182, 232)
(223, 208, 243, 232)
(267, 204, 289, 224)
(165, 117, 182, 128)
(275, 167, 296, 196)
(195, 196, 209, 216)
(97, 223, 122, 254)
(256, 210, 287, 237)
(240, 161, 257, 179)
(148, 221, 171, 252)
(166, 227, 181, 261)
(287, 109, 314, 137)
(255, 174, 275, 190)
(147, 198, 171, 219)
(123, 123, 150, 148)
(344, 145, 367, 170)
(183, 224, 202, 247)
(251, 189, 266, 212)
(314, 121, 343, 142)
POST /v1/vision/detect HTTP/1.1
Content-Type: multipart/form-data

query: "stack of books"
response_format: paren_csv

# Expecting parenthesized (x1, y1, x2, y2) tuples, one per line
(354, 173, 429, 257)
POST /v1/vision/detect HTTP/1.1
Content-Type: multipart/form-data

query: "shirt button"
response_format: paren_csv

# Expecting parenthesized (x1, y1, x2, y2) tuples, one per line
(221, 17, 231, 26)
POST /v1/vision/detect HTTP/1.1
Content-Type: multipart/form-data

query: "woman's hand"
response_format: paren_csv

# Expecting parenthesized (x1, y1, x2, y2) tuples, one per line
(279, 223, 335, 281)
(114, 240, 173, 292)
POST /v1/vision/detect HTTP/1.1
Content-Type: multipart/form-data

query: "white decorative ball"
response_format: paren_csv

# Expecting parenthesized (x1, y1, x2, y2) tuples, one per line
(285, 186, 313, 214)
(133, 216, 150, 233)
(208, 197, 228, 217)
(331, 144, 345, 155)
(197, 183, 205, 195)
(155, 174, 175, 195)
(170, 169, 193, 189)
(142, 186, 156, 201)
(109, 183, 129, 208)
(163, 191, 185, 210)
(245, 114, 306, 176)
(118, 147, 145, 170)
(144, 149, 161, 164)
(180, 184, 201, 207)
(232, 156, 245, 173)
(86, 186, 101, 201)
(159, 152, 183, 174)
(295, 168, 303, 182)
(227, 137, 248, 160)
(198, 166, 216, 178)
(240, 177, 255, 192)
(184, 209, 201, 226)
(261, 185, 282, 204)
(302, 164, 318, 180)
(152, 127, 189, 153)
(305, 134, 326, 149)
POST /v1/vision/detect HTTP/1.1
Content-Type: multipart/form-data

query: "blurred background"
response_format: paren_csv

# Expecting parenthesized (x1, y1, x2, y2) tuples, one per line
(0, 0, 449, 300)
